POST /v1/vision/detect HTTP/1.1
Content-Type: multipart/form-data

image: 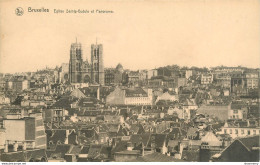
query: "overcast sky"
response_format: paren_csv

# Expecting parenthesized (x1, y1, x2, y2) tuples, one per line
(0, 0, 259, 73)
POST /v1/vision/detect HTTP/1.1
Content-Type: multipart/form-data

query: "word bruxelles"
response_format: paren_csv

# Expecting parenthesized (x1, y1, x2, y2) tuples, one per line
(28, 7, 49, 12)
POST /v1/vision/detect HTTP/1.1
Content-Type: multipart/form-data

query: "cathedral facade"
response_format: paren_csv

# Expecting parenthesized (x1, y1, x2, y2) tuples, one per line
(68, 41, 104, 85)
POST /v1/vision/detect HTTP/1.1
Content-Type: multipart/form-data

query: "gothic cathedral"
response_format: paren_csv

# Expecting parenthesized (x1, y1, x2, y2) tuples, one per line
(69, 40, 104, 85)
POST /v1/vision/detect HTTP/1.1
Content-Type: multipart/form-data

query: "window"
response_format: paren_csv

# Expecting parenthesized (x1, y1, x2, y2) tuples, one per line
(247, 130, 251, 135)
(230, 129, 232, 134)
(224, 129, 227, 134)
(235, 129, 238, 134)
(241, 129, 244, 134)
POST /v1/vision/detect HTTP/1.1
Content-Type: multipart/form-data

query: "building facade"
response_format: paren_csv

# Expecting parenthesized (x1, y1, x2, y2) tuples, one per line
(68, 41, 104, 85)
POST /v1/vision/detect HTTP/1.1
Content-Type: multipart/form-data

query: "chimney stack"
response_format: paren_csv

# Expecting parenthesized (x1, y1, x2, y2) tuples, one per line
(21, 109, 25, 118)
(22, 142, 27, 151)
(32, 141, 35, 149)
(97, 87, 100, 100)
(127, 142, 133, 151)
(13, 141, 18, 152)
(65, 130, 69, 144)
(4, 141, 8, 153)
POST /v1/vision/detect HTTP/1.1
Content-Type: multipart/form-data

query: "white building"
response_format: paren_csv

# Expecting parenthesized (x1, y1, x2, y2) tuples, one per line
(218, 122, 260, 139)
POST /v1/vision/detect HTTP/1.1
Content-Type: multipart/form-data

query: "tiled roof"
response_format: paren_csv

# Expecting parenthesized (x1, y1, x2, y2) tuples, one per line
(130, 133, 151, 147)
(46, 129, 67, 145)
(80, 145, 90, 154)
(80, 128, 98, 139)
(52, 96, 78, 109)
(53, 144, 72, 158)
(181, 150, 200, 161)
(238, 135, 260, 150)
(187, 127, 198, 137)
(147, 134, 167, 148)
(67, 145, 82, 155)
(111, 141, 128, 154)
(129, 152, 186, 162)
(115, 150, 140, 155)
(87, 144, 102, 159)
(125, 88, 148, 97)
(77, 97, 103, 107)
(167, 128, 186, 140)
(201, 132, 222, 146)
(0, 149, 47, 162)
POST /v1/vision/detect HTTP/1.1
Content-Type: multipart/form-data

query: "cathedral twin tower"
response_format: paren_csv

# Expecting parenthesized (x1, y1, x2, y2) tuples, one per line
(69, 40, 104, 85)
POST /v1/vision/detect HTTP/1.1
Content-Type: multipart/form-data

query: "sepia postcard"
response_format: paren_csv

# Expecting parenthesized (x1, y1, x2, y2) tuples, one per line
(0, 0, 259, 163)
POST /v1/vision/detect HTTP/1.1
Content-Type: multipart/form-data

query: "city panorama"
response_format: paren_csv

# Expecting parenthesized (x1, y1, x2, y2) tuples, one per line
(0, 40, 259, 162)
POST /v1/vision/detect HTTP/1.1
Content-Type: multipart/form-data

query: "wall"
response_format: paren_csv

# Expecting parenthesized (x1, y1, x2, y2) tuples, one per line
(4, 120, 25, 141)
(0, 129, 6, 149)
(106, 88, 125, 105)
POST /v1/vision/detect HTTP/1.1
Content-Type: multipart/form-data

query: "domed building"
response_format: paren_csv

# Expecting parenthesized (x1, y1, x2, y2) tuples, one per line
(116, 63, 124, 73)
(104, 63, 124, 86)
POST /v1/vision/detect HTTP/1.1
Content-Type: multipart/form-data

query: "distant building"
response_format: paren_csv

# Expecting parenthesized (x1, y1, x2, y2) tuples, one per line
(147, 69, 158, 79)
(201, 74, 213, 85)
(244, 69, 259, 89)
(229, 101, 247, 120)
(215, 73, 231, 89)
(185, 70, 195, 79)
(59, 63, 69, 83)
(104, 64, 124, 85)
(106, 87, 153, 105)
(218, 121, 260, 139)
(43, 109, 68, 122)
(6, 76, 29, 91)
(212, 66, 246, 75)
(230, 71, 246, 94)
(148, 76, 175, 88)
(176, 77, 187, 88)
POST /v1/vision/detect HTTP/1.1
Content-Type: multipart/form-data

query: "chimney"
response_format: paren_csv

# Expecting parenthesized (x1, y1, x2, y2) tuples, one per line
(32, 141, 35, 149)
(21, 109, 24, 118)
(97, 87, 100, 100)
(142, 145, 145, 156)
(96, 126, 100, 133)
(13, 141, 18, 152)
(127, 142, 133, 151)
(247, 120, 250, 127)
(22, 142, 27, 151)
(4, 141, 8, 153)
(65, 130, 69, 144)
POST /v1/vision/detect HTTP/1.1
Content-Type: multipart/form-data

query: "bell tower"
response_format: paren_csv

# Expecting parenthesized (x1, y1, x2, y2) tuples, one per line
(91, 42, 104, 85)
(69, 39, 83, 83)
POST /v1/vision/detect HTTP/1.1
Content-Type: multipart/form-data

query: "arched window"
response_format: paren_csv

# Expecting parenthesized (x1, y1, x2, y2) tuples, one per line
(64, 74, 69, 81)
(84, 75, 91, 83)
(77, 75, 81, 83)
